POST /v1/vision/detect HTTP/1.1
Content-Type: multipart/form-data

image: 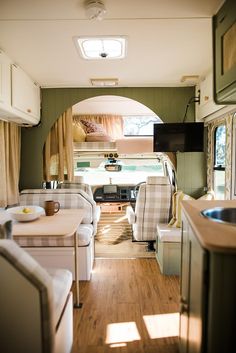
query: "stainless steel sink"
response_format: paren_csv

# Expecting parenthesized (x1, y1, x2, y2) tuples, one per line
(201, 207, 236, 225)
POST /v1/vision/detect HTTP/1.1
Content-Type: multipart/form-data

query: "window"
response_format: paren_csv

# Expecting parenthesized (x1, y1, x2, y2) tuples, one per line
(123, 116, 161, 136)
(213, 124, 226, 199)
(74, 154, 164, 185)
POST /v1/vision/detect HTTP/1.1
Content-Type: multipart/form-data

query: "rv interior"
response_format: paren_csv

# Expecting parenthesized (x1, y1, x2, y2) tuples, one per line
(0, 0, 236, 352)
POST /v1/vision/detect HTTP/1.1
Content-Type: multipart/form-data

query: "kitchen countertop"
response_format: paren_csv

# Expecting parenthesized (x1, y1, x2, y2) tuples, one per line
(181, 200, 236, 253)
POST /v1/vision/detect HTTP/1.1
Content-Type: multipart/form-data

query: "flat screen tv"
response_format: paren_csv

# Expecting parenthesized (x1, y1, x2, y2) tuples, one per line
(153, 122, 204, 152)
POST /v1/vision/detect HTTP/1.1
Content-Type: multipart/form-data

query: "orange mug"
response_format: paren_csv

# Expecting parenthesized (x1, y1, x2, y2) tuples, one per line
(44, 200, 60, 216)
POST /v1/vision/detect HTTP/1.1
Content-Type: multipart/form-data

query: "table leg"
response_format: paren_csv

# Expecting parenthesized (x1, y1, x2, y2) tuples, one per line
(74, 230, 82, 308)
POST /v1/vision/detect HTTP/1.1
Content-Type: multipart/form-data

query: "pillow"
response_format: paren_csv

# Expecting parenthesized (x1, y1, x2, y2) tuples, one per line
(72, 123, 86, 142)
(198, 190, 215, 200)
(168, 191, 194, 228)
(79, 119, 105, 134)
(86, 132, 111, 142)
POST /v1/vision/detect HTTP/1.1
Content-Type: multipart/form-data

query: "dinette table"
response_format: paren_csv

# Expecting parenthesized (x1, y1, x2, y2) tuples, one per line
(11, 208, 85, 308)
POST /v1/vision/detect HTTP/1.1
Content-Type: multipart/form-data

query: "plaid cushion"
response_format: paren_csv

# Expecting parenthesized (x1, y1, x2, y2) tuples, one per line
(15, 224, 93, 247)
(20, 190, 94, 224)
(74, 141, 116, 151)
(133, 177, 172, 241)
(57, 182, 93, 199)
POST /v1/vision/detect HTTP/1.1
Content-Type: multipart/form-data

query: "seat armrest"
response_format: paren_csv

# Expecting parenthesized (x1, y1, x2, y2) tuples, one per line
(94, 205, 101, 222)
(126, 206, 136, 224)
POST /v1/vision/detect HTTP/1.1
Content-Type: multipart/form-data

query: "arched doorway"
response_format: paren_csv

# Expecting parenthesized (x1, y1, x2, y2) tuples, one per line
(20, 86, 194, 189)
(43, 95, 166, 185)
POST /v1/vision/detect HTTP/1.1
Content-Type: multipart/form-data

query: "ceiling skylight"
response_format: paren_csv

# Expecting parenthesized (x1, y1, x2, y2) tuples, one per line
(74, 36, 127, 60)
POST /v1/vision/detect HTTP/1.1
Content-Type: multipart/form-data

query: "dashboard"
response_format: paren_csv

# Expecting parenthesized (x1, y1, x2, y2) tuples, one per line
(93, 185, 136, 202)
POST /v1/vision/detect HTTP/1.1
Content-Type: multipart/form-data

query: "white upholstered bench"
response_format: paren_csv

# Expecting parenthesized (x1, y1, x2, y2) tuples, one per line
(155, 191, 215, 276)
(156, 224, 181, 275)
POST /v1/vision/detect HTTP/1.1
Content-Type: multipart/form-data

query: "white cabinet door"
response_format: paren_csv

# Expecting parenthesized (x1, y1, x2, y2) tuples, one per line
(0, 51, 11, 106)
(196, 72, 224, 120)
(12, 65, 40, 120)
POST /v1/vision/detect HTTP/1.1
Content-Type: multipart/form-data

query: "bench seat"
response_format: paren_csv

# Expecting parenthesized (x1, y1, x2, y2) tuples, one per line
(156, 224, 181, 275)
(16, 189, 100, 280)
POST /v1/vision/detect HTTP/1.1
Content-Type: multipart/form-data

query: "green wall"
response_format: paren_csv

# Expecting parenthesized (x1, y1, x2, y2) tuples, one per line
(176, 152, 207, 197)
(20, 86, 196, 189)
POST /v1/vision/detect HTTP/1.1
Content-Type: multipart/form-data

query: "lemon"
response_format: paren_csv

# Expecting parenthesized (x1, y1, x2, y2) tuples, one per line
(22, 207, 32, 214)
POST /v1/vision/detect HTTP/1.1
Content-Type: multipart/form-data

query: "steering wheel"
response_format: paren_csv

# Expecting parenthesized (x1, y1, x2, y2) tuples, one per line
(133, 182, 145, 199)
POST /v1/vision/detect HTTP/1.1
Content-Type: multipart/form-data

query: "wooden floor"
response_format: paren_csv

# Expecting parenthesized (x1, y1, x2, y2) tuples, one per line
(95, 238, 156, 259)
(72, 258, 180, 353)
(95, 209, 156, 259)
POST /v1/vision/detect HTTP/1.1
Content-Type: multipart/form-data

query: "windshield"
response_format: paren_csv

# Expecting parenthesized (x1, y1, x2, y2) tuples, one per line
(74, 154, 164, 186)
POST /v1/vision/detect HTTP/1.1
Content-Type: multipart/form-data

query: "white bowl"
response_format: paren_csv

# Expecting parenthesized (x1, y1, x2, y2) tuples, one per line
(7, 206, 44, 222)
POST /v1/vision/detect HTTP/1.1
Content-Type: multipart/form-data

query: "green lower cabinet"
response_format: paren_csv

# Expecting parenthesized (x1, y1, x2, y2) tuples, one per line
(179, 212, 236, 353)
(207, 254, 236, 353)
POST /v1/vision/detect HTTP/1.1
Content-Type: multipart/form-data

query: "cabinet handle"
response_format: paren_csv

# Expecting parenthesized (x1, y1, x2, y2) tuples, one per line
(27, 108, 32, 113)
(180, 299, 189, 314)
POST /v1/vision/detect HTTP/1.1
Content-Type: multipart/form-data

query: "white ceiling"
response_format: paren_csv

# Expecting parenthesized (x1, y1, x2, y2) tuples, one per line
(0, 0, 223, 88)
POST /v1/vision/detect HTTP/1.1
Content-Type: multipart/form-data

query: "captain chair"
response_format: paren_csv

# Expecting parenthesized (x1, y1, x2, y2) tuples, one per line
(126, 176, 173, 251)
(0, 219, 73, 353)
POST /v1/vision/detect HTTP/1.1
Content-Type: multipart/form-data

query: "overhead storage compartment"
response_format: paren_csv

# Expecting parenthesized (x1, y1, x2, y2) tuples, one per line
(0, 50, 40, 126)
(196, 72, 225, 120)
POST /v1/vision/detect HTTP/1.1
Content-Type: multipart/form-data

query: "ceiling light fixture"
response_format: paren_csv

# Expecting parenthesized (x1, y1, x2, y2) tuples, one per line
(84, 0, 106, 21)
(90, 78, 119, 86)
(181, 75, 200, 83)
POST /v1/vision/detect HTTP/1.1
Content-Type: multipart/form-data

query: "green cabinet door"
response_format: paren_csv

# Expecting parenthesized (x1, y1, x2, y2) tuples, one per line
(213, 0, 236, 103)
(207, 253, 236, 353)
(180, 213, 208, 353)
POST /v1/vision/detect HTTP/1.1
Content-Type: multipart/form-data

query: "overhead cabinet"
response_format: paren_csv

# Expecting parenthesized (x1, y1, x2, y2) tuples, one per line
(196, 72, 224, 120)
(0, 50, 40, 125)
(213, 0, 236, 104)
(0, 51, 11, 106)
(12, 65, 40, 121)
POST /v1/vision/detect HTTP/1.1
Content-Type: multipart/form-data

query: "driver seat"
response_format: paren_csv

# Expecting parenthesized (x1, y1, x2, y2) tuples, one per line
(126, 176, 173, 250)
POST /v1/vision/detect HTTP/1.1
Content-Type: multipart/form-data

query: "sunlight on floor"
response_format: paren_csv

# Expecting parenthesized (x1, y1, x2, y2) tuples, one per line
(143, 313, 179, 339)
(105, 322, 141, 347)
(101, 227, 111, 234)
(114, 215, 127, 223)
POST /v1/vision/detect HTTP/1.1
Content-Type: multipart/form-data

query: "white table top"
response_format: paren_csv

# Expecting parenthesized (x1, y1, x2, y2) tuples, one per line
(11, 209, 85, 238)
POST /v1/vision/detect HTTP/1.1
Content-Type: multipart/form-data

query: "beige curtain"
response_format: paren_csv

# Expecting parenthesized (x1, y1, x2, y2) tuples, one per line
(44, 107, 74, 182)
(73, 114, 124, 139)
(0, 121, 21, 207)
